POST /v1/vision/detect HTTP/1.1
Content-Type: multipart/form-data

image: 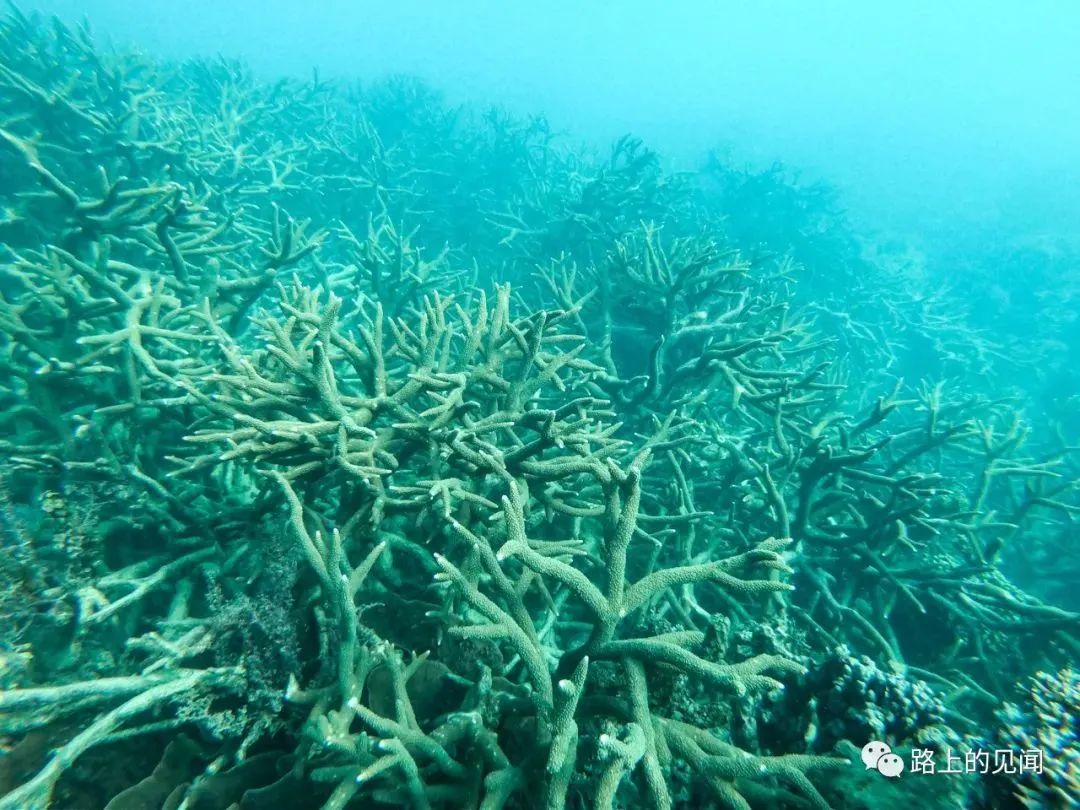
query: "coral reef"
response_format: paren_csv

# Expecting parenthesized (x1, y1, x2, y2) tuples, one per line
(986, 667, 1078, 809)
(0, 7, 1077, 810)
(755, 645, 958, 756)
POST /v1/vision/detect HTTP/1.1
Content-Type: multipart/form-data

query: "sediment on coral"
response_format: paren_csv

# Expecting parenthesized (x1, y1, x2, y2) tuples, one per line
(0, 7, 1077, 810)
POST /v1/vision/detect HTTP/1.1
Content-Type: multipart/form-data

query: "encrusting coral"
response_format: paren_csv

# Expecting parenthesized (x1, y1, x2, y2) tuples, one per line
(0, 7, 1077, 809)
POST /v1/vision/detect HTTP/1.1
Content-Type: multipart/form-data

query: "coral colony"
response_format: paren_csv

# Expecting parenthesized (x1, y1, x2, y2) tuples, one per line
(0, 8, 1077, 810)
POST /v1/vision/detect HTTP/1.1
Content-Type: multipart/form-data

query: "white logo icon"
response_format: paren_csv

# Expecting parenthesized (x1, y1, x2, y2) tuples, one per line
(861, 741, 905, 778)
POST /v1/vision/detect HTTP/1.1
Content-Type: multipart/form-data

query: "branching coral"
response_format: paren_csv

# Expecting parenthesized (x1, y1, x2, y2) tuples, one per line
(990, 666, 1079, 809)
(0, 7, 1077, 810)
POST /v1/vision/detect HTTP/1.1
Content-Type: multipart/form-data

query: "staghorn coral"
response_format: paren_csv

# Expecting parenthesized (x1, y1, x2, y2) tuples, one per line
(167, 277, 841, 807)
(0, 7, 1077, 810)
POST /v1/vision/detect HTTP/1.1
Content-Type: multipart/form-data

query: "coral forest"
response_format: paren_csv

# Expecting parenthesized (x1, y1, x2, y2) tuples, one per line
(0, 8, 1077, 810)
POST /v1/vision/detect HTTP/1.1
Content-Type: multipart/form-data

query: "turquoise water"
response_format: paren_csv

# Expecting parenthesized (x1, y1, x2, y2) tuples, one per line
(0, 4, 1076, 809)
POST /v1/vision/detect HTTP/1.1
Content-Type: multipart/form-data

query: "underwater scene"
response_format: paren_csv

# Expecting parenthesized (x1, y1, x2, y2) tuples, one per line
(0, 3, 1077, 809)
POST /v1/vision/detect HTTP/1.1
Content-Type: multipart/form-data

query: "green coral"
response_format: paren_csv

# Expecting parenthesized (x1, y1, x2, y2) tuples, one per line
(0, 6, 1077, 810)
